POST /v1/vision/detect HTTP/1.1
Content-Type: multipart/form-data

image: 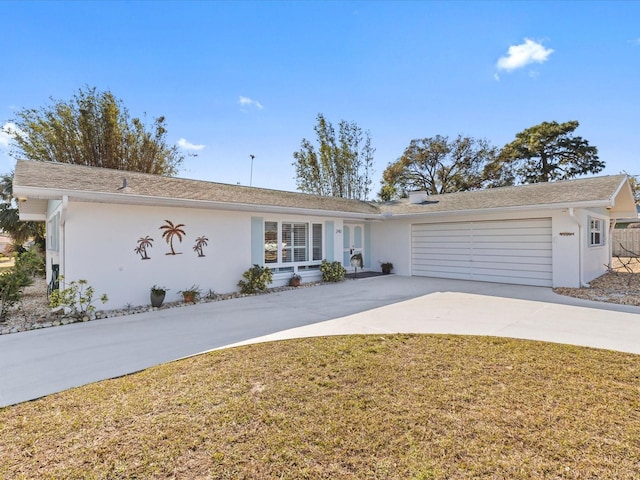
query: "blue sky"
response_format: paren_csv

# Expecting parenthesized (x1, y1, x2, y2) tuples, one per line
(1, 1, 638, 195)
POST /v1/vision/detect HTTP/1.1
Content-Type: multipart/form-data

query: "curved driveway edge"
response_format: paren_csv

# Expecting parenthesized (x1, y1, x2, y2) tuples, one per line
(1, 276, 639, 408)
(216, 290, 640, 355)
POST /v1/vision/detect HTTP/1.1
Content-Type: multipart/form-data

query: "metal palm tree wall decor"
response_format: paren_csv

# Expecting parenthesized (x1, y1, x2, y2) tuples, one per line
(160, 220, 186, 255)
(134, 236, 154, 260)
(193, 236, 209, 257)
(134, 221, 209, 260)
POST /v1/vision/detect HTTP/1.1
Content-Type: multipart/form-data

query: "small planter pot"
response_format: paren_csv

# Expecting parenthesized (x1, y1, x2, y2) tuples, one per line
(289, 277, 302, 287)
(150, 291, 166, 308)
(182, 292, 196, 303)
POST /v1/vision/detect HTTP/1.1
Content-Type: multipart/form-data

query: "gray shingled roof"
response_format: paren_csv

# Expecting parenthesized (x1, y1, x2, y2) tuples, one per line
(13, 160, 628, 217)
(379, 174, 628, 215)
(13, 160, 380, 215)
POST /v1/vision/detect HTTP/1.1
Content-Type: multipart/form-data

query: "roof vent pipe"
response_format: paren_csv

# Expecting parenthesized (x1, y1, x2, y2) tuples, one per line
(408, 191, 428, 205)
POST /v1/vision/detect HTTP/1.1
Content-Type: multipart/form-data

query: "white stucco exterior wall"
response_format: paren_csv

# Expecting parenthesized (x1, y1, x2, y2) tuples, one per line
(550, 211, 580, 287)
(579, 208, 610, 285)
(369, 219, 412, 275)
(60, 201, 345, 309)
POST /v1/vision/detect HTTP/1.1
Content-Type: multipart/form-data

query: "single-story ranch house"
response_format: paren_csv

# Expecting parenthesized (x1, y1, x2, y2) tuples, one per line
(13, 160, 637, 309)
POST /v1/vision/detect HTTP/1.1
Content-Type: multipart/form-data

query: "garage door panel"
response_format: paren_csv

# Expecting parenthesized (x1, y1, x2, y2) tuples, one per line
(471, 261, 553, 273)
(414, 223, 471, 231)
(412, 247, 472, 255)
(470, 273, 551, 287)
(412, 247, 472, 256)
(412, 227, 470, 234)
(473, 230, 551, 240)
(472, 270, 552, 282)
(471, 240, 551, 249)
(472, 254, 552, 264)
(415, 268, 472, 280)
(416, 258, 472, 269)
(473, 234, 549, 244)
(412, 242, 471, 253)
(412, 256, 473, 266)
(469, 219, 551, 229)
(470, 248, 552, 257)
(411, 218, 552, 287)
(412, 236, 471, 245)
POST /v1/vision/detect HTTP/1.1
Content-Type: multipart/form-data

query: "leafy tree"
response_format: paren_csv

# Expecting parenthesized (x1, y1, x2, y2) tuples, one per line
(378, 184, 397, 202)
(499, 120, 603, 183)
(0, 172, 45, 249)
(623, 172, 640, 205)
(6, 86, 183, 175)
(379, 135, 500, 199)
(293, 114, 375, 200)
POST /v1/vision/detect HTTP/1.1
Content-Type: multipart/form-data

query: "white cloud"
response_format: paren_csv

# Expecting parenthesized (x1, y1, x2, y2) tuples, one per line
(496, 38, 554, 72)
(177, 138, 206, 151)
(238, 96, 264, 110)
(0, 122, 20, 147)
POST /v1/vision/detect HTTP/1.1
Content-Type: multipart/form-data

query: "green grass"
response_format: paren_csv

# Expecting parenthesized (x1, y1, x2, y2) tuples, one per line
(1, 334, 639, 479)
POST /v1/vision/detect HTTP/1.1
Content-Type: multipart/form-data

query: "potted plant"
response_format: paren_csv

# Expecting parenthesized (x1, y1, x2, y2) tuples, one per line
(289, 273, 302, 287)
(150, 285, 168, 308)
(381, 262, 393, 275)
(179, 285, 201, 303)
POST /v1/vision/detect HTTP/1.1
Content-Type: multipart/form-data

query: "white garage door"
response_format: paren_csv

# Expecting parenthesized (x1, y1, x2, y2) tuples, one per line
(411, 218, 552, 287)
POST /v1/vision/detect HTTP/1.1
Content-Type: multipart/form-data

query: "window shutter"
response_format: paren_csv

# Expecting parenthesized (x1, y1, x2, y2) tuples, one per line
(251, 217, 264, 264)
(325, 221, 334, 261)
(364, 223, 371, 268)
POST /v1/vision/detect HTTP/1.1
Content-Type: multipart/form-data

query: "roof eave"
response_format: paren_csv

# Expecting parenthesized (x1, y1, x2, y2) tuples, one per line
(13, 185, 380, 220)
(380, 200, 617, 219)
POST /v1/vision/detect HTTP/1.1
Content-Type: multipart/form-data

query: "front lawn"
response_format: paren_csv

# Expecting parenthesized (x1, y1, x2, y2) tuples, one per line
(1, 334, 638, 479)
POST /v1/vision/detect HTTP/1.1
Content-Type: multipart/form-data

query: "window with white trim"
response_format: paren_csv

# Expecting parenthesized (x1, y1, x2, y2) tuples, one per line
(48, 212, 60, 252)
(589, 217, 604, 246)
(264, 221, 322, 265)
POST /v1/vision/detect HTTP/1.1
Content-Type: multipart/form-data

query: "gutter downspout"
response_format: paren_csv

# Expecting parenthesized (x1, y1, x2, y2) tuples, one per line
(609, 217, 616, 270)
(60, 195, 68, 280)
(568, 208, 590, 287)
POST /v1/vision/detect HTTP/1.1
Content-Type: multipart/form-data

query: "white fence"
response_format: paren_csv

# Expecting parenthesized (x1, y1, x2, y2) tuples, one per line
(612, 229, 640, 256)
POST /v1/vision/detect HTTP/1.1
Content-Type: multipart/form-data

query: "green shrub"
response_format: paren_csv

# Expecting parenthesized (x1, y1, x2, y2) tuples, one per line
(0, 248, 44, 320)
(0, 270, 31, 320)
(320, 260, 346, 282)
(15, 247, 45, 277)
(49, 276, 108, 318)
(237, 265, 273, 294)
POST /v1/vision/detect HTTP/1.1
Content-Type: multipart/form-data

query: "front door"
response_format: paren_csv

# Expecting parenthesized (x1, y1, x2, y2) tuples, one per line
(343, 224, 364, 270)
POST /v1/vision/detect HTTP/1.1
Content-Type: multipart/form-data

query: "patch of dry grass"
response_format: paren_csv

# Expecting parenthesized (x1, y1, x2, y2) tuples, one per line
(0, 255, 14, 271)
(1, 335, 639, 479)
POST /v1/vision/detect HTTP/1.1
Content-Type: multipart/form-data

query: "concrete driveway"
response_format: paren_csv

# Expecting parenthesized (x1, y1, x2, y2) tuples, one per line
(1, 275, 639, 408)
